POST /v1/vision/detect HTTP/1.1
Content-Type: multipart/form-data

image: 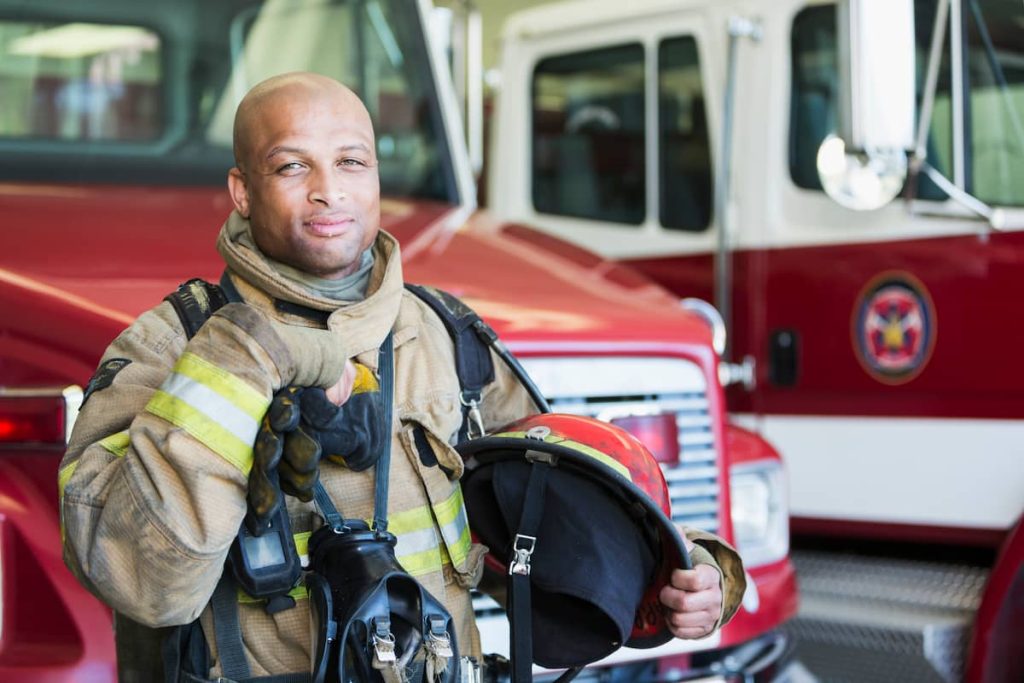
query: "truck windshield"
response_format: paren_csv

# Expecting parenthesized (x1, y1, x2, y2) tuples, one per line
(0, 0, 455, 202)
(789, 0, 1024, 207)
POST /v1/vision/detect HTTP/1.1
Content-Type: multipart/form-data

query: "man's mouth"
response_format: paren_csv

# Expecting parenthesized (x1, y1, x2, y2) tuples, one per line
(304, 215, 354, 237)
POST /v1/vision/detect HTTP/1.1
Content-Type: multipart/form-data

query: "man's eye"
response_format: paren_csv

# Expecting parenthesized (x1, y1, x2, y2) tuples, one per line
(277, 162, 304, 174)
(340, 158, 366, 167)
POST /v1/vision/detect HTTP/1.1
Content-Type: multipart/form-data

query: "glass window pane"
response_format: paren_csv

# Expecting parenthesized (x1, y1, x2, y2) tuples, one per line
(658, 36, 712, 231)
(532, 43, 646, 224)
(788, 2, 950, 201)
(204, 0, 451, 200)
(965, 0, 1024, 206)
(0, 21, 162, 142)
(0, 1, 454, 201)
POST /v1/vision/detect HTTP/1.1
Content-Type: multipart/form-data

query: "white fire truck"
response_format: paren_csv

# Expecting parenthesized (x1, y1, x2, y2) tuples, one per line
(487, 0, 1024, 681)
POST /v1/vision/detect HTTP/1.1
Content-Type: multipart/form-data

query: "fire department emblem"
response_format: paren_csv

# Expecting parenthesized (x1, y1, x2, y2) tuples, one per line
(853, 273, 936, 384)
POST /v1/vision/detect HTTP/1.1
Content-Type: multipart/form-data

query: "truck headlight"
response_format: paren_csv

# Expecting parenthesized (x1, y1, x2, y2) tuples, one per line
(730, 459, 788, 567)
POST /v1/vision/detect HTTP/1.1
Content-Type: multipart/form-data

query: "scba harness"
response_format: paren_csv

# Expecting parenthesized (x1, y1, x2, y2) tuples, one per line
(161, 277, 508, 683)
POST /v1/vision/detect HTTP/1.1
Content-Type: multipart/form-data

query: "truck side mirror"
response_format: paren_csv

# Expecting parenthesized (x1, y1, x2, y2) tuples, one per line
(817, 0, 916, 211)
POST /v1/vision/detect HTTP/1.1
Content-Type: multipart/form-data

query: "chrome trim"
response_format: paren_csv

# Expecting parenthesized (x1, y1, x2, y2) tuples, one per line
(520, 355, 721, 533)
(680, 298, 726, 357)
(62, 385, 84, 445)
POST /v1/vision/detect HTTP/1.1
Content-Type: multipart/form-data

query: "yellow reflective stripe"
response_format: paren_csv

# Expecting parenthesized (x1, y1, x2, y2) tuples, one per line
(58, 460, 79, 499)
(397, 544, 447, 577)
(99, 430, 130, 457)
(294, 531, 311, 559)
(444, 523, 471, 567)
(432, 486, 463, 526)
(388, 488, 472, 573)
(351, 364, 379, 395)
(433, 487, 471, 566)
(493, 430, 632, 481)
(146, 392, 254, 474)
(174, 352, 267, 420)
(387, 503, 435, 535)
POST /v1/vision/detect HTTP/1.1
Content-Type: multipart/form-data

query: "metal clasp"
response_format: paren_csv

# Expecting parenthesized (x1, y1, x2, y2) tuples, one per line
(460, 392, 486, 439)
(508, 534, 536, 576)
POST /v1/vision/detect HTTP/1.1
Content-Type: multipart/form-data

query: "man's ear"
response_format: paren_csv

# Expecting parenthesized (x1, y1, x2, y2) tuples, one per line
(228, 167, 251, 217)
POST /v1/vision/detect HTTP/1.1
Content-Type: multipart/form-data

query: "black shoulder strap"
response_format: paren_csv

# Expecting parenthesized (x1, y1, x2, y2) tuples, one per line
(405, 283, 496, 441)
(164, 278, 229, 339)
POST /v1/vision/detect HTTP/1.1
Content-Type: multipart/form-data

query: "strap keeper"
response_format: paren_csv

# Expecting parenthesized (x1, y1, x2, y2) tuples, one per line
(509, 534, 536, 576)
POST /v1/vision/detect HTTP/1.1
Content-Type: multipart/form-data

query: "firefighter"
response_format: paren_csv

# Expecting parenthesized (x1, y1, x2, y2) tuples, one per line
(58, 72, 743, 681)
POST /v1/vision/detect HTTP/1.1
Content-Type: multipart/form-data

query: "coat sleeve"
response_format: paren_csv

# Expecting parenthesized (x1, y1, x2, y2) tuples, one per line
(59, 302, 346, 627)
(479, 349, 539, 433)
(685, 527, 746, 628)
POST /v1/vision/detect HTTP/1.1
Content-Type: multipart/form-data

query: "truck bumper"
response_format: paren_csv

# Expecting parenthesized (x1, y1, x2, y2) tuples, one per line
(540, 631, 804, 683)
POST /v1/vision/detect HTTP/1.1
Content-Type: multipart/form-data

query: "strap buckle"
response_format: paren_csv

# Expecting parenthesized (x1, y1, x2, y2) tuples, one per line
(426, 614, 454, 658)
(460, 392, 486, 439)
(372, 617, 397, 664)
(508, 534, 536, 576)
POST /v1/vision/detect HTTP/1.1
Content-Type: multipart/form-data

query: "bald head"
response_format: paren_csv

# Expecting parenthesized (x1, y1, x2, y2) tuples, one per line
(226, 71, 381, 280)
(233, 72, 374, 170)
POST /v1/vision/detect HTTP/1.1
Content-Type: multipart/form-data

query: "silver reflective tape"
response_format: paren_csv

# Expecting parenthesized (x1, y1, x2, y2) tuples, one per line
(161, 373, 261, 445)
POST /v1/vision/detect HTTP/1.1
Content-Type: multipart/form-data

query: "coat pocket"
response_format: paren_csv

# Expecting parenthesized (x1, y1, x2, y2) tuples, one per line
(398, 420, 484, 589)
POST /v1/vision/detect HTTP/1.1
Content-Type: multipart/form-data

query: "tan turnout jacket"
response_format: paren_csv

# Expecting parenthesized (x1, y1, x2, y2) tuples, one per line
(60, 212, 743, 680)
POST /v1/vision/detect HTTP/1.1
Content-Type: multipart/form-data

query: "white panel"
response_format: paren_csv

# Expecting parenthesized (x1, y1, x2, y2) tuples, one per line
(744, 415, 1024, 529)
(519, 356, 706, 399)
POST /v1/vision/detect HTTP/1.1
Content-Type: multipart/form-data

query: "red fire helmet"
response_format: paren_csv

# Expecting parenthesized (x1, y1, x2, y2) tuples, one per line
(458, 413, 691, 668)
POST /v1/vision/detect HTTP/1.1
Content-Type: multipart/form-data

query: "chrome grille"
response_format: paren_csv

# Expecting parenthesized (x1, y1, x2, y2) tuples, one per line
(519, 356, 721, 534)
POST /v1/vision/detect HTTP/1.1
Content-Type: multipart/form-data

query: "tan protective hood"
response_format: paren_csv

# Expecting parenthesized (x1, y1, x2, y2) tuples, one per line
(216, 211, 403, 359)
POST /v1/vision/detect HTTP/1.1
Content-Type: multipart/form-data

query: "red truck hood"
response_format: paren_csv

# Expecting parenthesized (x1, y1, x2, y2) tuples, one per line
(0, 182, 710, 348)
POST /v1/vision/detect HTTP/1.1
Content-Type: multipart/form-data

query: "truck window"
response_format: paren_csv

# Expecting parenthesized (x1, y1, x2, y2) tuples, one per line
(0, 0, 455, 202)
(789, 1, 1024, 207)
(0, 20, 162, 143)
(789, 3, 952, 200)
(658, 36, 712, 232)
(963, 0, 1024, 206)
(532, 43, 646, 225)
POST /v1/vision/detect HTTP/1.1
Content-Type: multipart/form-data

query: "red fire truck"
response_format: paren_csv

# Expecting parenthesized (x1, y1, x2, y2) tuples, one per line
(0, 0, 799, 680)
(487, 0, 1024, 680)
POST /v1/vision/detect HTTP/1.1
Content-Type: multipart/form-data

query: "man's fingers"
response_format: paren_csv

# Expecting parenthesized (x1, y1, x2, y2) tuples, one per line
(668, 625, 716, 640)
(665, 607, 717, 631)
(659, 582, 721, 614)
(669, 566, 719, 592)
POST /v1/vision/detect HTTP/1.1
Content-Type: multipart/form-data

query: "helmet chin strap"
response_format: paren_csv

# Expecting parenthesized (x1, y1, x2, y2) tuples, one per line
(506, 457, 583, 683)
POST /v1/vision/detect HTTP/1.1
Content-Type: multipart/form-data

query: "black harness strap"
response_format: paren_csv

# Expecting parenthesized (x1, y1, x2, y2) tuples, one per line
(165, 279, 229, 338)
(405, 284, 495, 441)
(211, 573, 250, 681)
(372, 333, 395, 535)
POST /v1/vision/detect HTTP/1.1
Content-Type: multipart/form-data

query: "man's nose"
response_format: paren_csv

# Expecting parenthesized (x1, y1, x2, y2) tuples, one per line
(307, 168, 347, 206)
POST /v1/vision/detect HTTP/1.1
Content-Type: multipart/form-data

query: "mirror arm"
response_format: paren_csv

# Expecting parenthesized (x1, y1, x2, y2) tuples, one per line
(911, 0, 950, 167)
(917, 162, 997, 225)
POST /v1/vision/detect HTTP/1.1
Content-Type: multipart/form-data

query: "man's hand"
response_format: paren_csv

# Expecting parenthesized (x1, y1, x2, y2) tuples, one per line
(325, 360, 357, 406)
(659, 537, 723, 639)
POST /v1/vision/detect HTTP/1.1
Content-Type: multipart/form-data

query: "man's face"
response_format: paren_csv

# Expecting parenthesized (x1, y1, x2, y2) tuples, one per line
(229, 86, 380, 280)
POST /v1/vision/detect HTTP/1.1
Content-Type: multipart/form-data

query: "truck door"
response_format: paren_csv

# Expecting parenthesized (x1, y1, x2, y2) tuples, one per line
(766, 0, 1024, 533)
(491, 6, 720, 296)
